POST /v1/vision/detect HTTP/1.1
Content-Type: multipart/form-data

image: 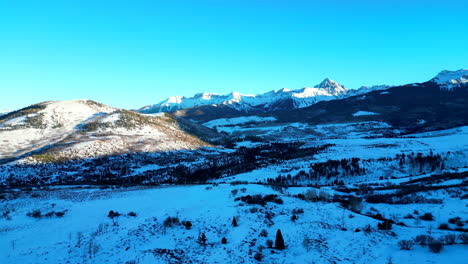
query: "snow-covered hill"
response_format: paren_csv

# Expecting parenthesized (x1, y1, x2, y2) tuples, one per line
(139, 78, 389, 114)
(430, 69, 468, 90)
(0, 100, 211, 163)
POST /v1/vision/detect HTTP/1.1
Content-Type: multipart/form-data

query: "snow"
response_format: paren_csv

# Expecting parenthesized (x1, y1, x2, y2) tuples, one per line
(203, 116, 277, 128)
(0, 100, 210, 162)
(353, 111, 380, 117)
(138, 78, 351, 113)
(430, 69, 468, 90)
(1, 184, 465, 264)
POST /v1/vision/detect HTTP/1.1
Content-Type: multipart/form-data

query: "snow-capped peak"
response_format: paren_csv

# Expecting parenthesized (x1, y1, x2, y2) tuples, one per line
(139, 78, 350, 113)
(430, 69, 468, 90)
(315, 78, 346, 95)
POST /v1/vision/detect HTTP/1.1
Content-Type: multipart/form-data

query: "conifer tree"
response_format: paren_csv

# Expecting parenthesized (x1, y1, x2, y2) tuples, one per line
(275, 229, 285, 250)
(232, 216, 238, 227)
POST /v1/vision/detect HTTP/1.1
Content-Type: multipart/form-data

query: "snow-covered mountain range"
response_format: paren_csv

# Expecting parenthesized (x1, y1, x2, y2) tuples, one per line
(140, 69, 468, 115)
(139, 78, 391, 114)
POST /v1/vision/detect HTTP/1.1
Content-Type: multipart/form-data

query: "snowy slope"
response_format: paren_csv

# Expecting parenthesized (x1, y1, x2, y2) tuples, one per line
(0, 100, 211, 163)
(1, 183, 466, 264)
(430, 69, 468, 90)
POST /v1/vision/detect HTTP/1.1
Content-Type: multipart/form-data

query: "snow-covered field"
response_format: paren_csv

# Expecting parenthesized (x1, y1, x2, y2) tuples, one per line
(1, 183, 466, 264)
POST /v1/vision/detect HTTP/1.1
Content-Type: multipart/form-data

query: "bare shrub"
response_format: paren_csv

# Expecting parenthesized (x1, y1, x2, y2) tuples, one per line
(163, 216, 180, 227)
(442, 234, 456, 245)
(398, 240, 413, 250)
(363, 224, 373, 234)
(303, 189, 330, 202)
(414, 235, 434, 246)
(459, 233, 468, 244)
(303, 236, 313, 252)
(292, 208, 304, 214)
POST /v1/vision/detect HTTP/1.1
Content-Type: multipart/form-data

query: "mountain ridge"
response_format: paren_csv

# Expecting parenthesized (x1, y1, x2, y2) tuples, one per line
(138, 78, 386, 114)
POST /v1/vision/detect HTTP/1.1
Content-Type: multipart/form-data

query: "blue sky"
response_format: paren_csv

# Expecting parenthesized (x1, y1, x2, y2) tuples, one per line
(0, 0, 467, 110)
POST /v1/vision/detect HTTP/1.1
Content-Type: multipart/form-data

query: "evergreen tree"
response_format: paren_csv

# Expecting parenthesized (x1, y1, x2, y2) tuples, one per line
(221, 237, 227, 244)
(197, 232, 207, 245)
(232, 216, 238, 227)
(275, 229, 285, 250)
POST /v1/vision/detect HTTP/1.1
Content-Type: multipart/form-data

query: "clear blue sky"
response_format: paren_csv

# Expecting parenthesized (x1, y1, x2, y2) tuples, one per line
(1, 0, 467, 110)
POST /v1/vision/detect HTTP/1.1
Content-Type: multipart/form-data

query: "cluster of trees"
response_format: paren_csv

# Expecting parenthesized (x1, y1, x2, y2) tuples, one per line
(266, 158, 365, 186)
(396, 151, 445, 173)
(1, 142, 333, 187)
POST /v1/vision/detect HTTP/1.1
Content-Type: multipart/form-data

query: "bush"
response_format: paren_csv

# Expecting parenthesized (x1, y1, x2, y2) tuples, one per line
(163, 216, 180, 227)
(291, 214, 298, 222)
(398, 240, 413, 250)
(221, 237, 227, 244)
(378, 219, 393, 230)
(181, 220, 192, 229)
(363, 224, 373, 233)
(438, 223, 450, 230)
(128, 212, 137, 217)
(420, 213, 434, 221)
(55, 211, 66, 217)
(428, 240, 443, 253)
(303, 236, 313, 252)
(259, 229, 268, 237)
(107, 210, 121, 218)
(448, 217, 461, 224)
(235, 194, 283, 206)
(459, 233, 468, 244)
(27, 210, 42, 218)
(442, 234, 456, 245)
(266, 239, 273, 248)
(414, 235, 434, 246)
(292, 208, 304, 214)
(403, 214, 414, 219)
(253, 252, 263, 261)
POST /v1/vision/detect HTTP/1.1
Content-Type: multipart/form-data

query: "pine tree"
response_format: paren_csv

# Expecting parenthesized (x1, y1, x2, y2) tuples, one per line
(197, 232, 207, 245)
(232, 216, 238, 227)
(275, 229, 285, 250)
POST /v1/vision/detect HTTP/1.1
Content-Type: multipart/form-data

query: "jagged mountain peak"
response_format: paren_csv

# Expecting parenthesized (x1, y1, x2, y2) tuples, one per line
(430, 69, 468, 90)
(315, 78, 346, 95)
